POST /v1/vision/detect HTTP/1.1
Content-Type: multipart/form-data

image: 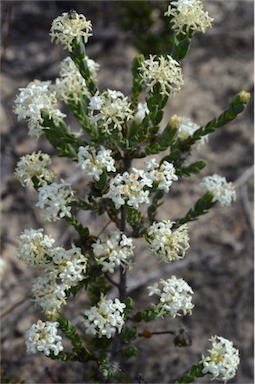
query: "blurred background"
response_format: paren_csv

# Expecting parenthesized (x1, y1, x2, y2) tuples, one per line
(1, 1, 254, 383)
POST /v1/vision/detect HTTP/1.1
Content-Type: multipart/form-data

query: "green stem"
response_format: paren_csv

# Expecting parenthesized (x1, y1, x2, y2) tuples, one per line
(57, 314, 96, 363)
(178, 91, 250, 153)
(119, 206, 127, 302)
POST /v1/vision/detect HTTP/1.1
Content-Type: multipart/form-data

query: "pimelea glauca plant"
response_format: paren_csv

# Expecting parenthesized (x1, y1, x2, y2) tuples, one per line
(14, 1, 250, 383)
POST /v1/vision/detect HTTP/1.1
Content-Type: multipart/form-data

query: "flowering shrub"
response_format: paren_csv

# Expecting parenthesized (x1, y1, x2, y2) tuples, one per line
(14, 1, 250, 382)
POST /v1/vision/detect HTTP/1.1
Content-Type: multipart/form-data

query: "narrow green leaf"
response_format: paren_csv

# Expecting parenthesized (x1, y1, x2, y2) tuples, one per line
(176, 363, 204, 383)
(174, 192, 216, 226)
(176, 160, 207, 177)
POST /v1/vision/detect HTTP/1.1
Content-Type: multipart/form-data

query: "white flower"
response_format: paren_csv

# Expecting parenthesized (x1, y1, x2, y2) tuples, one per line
(145, 158, 159, 171)
(26, 320, 63, 356)
(200, 174, 236, 207)
(17, 228, 55, 267)
(77, 145, 116, 181)
(51, 244, 88, 286)
(82, 295, 126, 338)
(92, 230, 134, 273)
(89, 94, 104, 110)
(139, 55, 184, 96)
(88, 89, 133, 133)
(50, 11, 92, 51)
(109, 168, 152, 210)
(177, 117, 208, 148)
(147, 276, 194, 318)
(164, 0, 213, 34)
(146, 159, 178, 192)
(32, 273, 67, 313)
(201, 336, 240, 383)
(15, 151, 55, 186)
(55, 57, 90, 103)
(86, 57, 100, 80)
(13, 80, 66, 138)
(134, 102, 149, 123)
(147, 220, 189, 262)
(36, 180, 74, 221)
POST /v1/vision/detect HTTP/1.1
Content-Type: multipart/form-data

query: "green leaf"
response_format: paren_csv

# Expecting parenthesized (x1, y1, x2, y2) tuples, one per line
(178, 91, 251, 153)
(70, 40, 98, 95)
(94, 171, 108, 194)
(42, 113, 84, 158)
(171, 34, 192, 60)
(56, 314, 94, 363)
(120, 346, 138, 358)
(147, 189, 164, 222)
(176, 363, 204, 383)
(120, 326, 138, 344)
(125, 206, 142, 227)
(176, 160, 207, 177)
(124, 297, 134, 316)
(131, 54, 145, 108)
(154, 122, 178, 152)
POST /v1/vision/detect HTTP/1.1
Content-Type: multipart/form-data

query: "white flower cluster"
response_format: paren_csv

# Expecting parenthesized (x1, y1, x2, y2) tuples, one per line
(32, 247, 88, 313)
(82, 295, 126, 338)
(18, 228, 88, 313)
(55, 57, 90, 103)
(145, 158, 178, 192)
(200, 174, 236, 207)
(13, 80, 66, 138)
(109, 168, 152, 210)
(164, 0, 213, 34)
(50, 11, 92, 51)
(77, 145, 116, 181)
(17, 228, 55, 267)
(15, 151, 55, 186)
(92, 230, 134, 273)
(51, 244, 88, 286)
(36, 180, 74, 221)
(148, 276, 194, 318)
(177, 117, 208, 148)
(139, 55, 184, 96)
(147, 220, 189, 262)
(25, 320, 63, 356)
(201, 336, 240, 383)
(32, 274, 67, 313)
(89, 89, 133, 133)
(109, 159, 178, 210)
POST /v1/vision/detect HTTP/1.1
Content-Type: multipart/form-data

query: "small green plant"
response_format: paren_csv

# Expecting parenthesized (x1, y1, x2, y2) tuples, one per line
(14, 2, 249, 382)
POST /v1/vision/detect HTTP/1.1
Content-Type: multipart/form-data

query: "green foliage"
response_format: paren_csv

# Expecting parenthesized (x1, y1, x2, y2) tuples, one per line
(121, 346, 139, 359)
(174, 192, 216, 227)
(147, 189, 164, 222)
(175, 160, 207, 177)
(120, 326, 138, 344)
(176, 91, 250, 153)
(120, 1, 173, 56)
(70, 39, 98, 95)
(42, 113, 84, 158)
(57, 314, 94, 362)
(87, 271, 112, 306)
(176, 363, 205, 383)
